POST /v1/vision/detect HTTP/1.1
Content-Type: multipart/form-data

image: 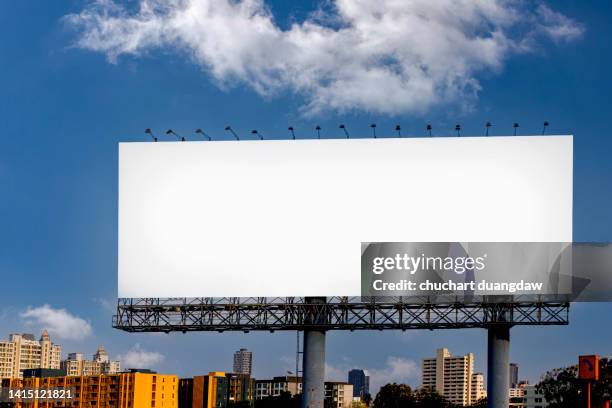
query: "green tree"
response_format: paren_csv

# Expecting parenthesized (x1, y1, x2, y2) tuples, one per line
(351, 401, 368, 408)
(372, 383, 416, 408)
(413, 388, 454, 408)
(254, 391, 300, 408)
(537, 357, 612, 408)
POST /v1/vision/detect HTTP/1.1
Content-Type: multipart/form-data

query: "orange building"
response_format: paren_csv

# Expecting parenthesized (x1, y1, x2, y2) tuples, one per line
(1, 371, 178, 408)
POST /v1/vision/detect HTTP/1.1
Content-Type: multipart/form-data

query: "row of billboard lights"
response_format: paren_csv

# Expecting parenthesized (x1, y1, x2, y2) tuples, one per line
(144, 121, 550, 142)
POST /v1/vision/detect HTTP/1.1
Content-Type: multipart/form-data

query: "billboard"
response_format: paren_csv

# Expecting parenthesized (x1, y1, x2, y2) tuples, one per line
(118, 136, 573, 297)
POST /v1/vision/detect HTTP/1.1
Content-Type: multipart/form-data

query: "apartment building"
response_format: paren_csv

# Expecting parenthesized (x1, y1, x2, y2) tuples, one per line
(0, 331, 61, 380)
(523, 385, 548, 408)
(179, 372, 254, 408)
(226, 373, 254, 405)
(232, 349, 252, 376)
(178, 372, 229, 408)
(1, 370, 178, 408)
(255, 376, 302, 399)
(61, 346, 120, 376)
(421, 348, 487, 406)
(324, 382, 353, 408)
(470, 372, 486, 402)
(254, 376, 351, 408)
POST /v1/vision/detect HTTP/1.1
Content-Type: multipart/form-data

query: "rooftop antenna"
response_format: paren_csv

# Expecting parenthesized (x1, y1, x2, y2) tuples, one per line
(455, 124, 461, 137)
(542, 121, 549, 135)
(288, 126, 296, 140)
(371, 124, 377, 138)
(145, 128, 157, 142)
(513, 122, 519, 136)
(426, 124, 432, 137)
(339, 124, 349, 138)
(195, 129, 211, 141)
(225, 126, 239, 140)
(395, 125, 402, 138)
(251, 129, 264, 140)
(485, 122, 492, 136)
(166, 129, 185, 141)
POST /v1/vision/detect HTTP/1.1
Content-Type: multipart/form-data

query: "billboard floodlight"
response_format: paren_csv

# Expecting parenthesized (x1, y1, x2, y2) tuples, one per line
(225, 126, 239, 140)
(144, 128, 157, 142)
(166, 129, 184, 141)
(339, 124, 349, 138)
(195, 129, 211, 141)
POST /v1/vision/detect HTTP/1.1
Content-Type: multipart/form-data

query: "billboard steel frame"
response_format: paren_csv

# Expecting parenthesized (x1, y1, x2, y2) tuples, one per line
(112, 298, 569, 408)
(112, 297, 569, 332)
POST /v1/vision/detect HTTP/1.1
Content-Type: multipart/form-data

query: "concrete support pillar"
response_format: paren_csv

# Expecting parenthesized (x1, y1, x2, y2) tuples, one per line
(487, 325, 510, 408)
(302, 330, 326, 408)
(302, 297, 327, 408)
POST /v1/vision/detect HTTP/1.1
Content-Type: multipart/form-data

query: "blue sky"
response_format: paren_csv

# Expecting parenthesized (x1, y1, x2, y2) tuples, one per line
(1, 0, 611, 395)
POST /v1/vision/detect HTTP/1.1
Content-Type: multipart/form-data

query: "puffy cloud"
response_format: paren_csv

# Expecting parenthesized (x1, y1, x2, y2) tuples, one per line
(367, 357, 419, 395)
(65, 0, 583, 115)
(325, 356, 419, 395)
(119, 344, 164, 369)
(21, 305, 92, 341)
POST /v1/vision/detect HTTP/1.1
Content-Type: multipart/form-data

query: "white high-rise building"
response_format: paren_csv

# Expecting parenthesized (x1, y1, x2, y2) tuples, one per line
(233, 348, 253, 375)
(61, 345, 120, 376)
(0, 331, 61, 380)
(421, 348, 487, 406)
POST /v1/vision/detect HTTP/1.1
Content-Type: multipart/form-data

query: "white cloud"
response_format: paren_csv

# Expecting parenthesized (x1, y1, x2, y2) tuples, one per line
(536, 4, 585, 43)
(325, 356, 418, 396)
(93, 296, 115, 312)
(119, 344, 164, 369)
(325, 362, 349, 382)
(65, 0, 583, 115)
(20, 305, 92, 341)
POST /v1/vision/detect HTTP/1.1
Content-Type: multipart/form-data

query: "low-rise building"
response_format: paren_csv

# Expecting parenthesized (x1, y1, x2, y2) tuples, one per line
(324, 382, 353, 408)
(523, 385, 548, 408)
(180, 372, 229, 408)
(60, 346, 120, 377)
(226, 373, 254, 405)
(1, 370, 178, 408)
(255, 376, 301, 399)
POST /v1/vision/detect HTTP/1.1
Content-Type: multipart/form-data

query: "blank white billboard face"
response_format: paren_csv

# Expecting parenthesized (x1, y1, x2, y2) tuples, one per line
(118, 136, 573, 297)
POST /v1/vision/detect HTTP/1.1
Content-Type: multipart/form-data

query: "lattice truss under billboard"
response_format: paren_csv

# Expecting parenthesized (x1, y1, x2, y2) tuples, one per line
(112, 297, 569, 332)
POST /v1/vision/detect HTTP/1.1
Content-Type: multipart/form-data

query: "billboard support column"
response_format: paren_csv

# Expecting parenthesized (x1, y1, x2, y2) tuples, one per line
(487, 325, 510, 408)
(302, 297, 327, 408)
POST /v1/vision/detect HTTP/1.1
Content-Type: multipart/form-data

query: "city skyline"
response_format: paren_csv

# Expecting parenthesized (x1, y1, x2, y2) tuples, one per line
(0, 327, 603, 398)
(1, 0, 612, 400)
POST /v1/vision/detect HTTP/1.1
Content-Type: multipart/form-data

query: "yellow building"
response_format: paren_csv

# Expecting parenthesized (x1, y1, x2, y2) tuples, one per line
(180, 372, 231, 408)
(1, 371, 178, 408)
